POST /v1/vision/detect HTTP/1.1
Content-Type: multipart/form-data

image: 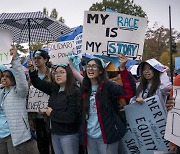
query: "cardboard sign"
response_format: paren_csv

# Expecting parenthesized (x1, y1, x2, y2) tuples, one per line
(121, 95, 170, 154)
(0, 29, 12, 64)
(27, 85, 49, 112)
(48, 40, 74, 65)
(82, 11, 147, 59)
(165, 86, 180, 147)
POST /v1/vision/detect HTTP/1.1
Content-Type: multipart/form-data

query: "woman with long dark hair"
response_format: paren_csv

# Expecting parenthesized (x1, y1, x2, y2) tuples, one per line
(78, 54, 135, 154)
(28, 61, 80, 154)
(133, 58, 171, 113)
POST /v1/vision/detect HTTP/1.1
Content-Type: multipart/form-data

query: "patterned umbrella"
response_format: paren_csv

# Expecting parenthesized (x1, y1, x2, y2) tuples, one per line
(0, 11, 72, 46)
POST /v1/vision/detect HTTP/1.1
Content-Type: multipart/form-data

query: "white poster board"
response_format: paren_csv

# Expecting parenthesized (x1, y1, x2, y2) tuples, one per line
(27, 85, 49, 112)
(82, 11, 147, 59)
(165, 86, 180, 147)
(0, 29, 12, 64)
(48, 40, 74, 65)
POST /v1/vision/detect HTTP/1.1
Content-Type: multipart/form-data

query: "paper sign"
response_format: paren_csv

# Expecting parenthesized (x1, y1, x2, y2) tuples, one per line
(82, 11, 147, 59)
(48, 40, 75, 65)
(175, 57, 180, 71)
(74, 33, 82, 55)
(121, 95, 170, 154)
(27, 85, 49, 112)
(0, 29, 12, 64)
(164, 86, 180, 147)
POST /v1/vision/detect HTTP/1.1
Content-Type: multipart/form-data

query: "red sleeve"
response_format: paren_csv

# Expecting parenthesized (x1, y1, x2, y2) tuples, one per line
(116, 69, 135, 100)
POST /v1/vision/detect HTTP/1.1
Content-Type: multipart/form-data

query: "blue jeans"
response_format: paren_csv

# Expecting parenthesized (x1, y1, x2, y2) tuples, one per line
(87, 135, 119, 154)
(51, 133, 79, 154)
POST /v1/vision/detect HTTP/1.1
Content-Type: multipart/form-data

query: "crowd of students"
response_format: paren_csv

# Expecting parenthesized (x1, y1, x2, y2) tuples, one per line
(0, 46, 178, 154)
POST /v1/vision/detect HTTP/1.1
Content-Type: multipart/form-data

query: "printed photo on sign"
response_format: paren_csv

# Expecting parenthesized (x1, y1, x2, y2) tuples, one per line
(165, 86, 180, 147)
(0, 29, 12, 65)
(27, 85, 49, 112)
(121, 95, 170, 154)
(82, 11, 147, 59)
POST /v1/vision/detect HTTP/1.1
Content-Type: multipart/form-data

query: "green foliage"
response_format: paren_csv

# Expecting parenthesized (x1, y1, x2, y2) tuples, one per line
(89, 0, 147, 18)
(143, 23, 180, 61)
(50, 8, 58, 19)
(43, 7, 65, 23)
(43, 7, 48, 16)
(16, 44, 28, 53)
(29, 42, 44, 51)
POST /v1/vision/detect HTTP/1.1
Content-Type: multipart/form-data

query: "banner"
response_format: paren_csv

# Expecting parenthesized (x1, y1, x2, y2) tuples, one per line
(27, 85, 49, 112)
(0, 29, 12, 64)
(121, 95, 170, 154)
(165, 86, 180, 147)
(82, 11, 147, 60)
(48, 40, 74, 65)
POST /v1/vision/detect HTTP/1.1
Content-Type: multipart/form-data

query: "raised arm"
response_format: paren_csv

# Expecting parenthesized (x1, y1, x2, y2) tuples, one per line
(10, 47, 28, 98)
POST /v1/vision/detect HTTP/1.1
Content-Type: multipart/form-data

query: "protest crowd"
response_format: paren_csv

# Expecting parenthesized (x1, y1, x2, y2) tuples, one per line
(0, 9, 180, 154)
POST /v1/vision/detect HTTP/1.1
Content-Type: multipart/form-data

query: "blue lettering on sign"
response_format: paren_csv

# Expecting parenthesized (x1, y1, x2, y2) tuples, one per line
(108, 41, 139, 57)
(117, 16, 139, 30)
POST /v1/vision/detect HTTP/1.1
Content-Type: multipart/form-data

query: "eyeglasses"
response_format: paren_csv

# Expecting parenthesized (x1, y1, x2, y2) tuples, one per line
(33, 56, 42, 60)
(53, 71, 66, 75)
(86, 64, 99, 70)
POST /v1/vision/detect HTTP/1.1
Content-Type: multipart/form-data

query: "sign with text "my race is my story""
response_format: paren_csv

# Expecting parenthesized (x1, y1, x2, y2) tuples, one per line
(82, 11, 147, 59)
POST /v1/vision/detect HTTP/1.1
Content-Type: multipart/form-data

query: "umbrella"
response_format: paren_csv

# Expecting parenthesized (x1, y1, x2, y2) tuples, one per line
(0, 11, 72, 50)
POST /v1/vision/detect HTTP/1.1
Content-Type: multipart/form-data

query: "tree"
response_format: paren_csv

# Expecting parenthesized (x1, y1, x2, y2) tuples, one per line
(16, 44, 28, 53)
(50, 8, 58, 19)
(143, 23, 180, 61)
(30, 42, 44, 51)
(89, 0, 147, 18)
(43, 7, 48, 16)
(43, 7, 65, 23)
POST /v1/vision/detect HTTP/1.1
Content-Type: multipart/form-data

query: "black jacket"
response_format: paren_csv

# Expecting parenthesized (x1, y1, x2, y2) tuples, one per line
(29, 70, 79, 135)
(81, 69, 135, 146)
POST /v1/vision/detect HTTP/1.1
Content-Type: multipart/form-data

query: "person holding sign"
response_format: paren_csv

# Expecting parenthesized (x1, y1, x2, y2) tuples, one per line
(77, 54, 135, 154)
(132, 58, 172, 113)
(28, 62, 80, 154)
(0, 47, 39, 154)
(28, 49, 54, 154)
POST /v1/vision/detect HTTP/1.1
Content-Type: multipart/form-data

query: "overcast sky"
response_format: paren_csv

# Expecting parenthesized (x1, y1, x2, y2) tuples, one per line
(0, 0, 179, 32)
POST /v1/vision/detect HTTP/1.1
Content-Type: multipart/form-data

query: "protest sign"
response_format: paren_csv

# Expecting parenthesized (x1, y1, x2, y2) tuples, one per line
(82, 11, 147, 59)
(121, 95, 170, 154)
(74, 33, 82, 55)
(0, 29, 12, 64)
(48, 40, 74, 65)
(175, 57, 180, 74)
(165, 86, 180, 147)
(27, 85, 49, 112)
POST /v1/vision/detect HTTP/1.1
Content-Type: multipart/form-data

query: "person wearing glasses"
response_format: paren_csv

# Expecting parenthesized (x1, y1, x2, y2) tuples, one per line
(28, 49, 54, 154)
(70, 54, 135, 154)
(27, 61, 80, 154)
(0, 47, 39, 154)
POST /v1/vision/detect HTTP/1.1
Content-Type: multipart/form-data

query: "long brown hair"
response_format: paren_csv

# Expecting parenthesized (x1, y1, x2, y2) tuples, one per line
(80, 58, 109, 118)
(54, 65, 77, 95)
(136, 63, 160, 98)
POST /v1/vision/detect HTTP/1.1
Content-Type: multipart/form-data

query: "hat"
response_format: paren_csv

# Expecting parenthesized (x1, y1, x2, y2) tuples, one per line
(137, 58, 166, 76)
(106, 62, 119, 72)
(0, 65, 7, 72)
(3, 67, 15, 79)
(33, 49, 50, 60)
